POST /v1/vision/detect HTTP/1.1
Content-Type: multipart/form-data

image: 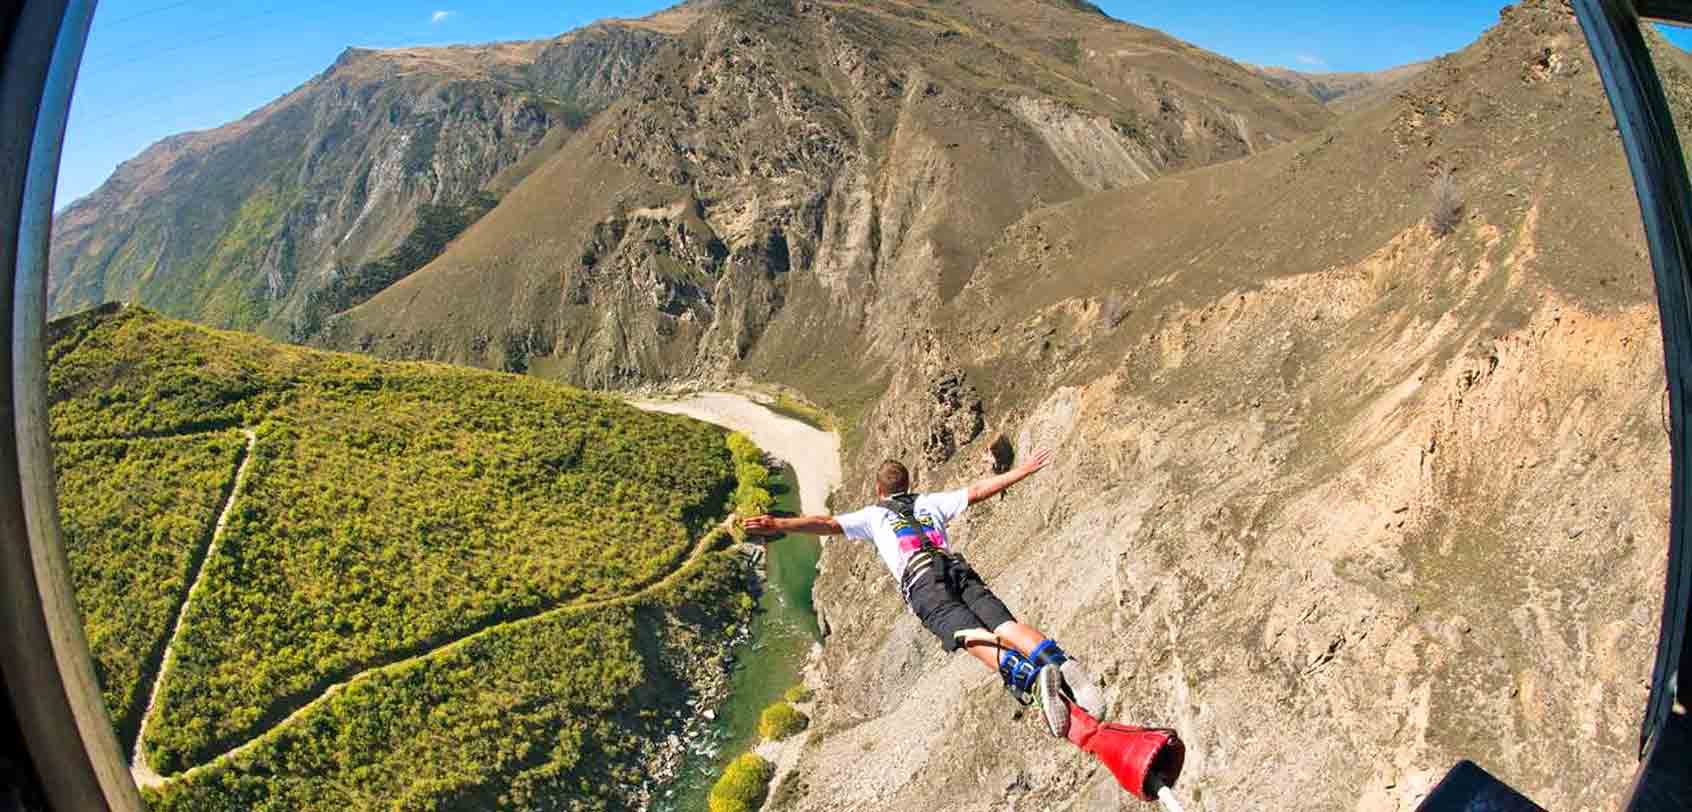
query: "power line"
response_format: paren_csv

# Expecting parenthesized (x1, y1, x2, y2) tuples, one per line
(82, 0, 339, 73)
(69, 64, 322, 134)
(83, 50, 322, 103)
(97, 0, 199, 28)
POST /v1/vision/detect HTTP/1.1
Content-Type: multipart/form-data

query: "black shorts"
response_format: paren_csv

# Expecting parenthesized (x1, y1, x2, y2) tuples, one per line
(902, 552, 1016, 652)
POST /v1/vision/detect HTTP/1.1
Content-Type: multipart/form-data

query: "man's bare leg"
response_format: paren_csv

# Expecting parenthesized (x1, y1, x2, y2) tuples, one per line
(959, 621, 1047, 671)
(994, 620, 1047, 655)
(959, 621, 1105, 724)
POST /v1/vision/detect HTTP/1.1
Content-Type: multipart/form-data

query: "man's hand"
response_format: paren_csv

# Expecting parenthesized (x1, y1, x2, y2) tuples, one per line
(966, 446, 1056, 505)
(1019, 447, 1055, 476)
(741, 515, 784, 536)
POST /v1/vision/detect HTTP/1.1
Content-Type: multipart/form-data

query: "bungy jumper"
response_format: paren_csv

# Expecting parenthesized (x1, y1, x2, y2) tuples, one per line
(747, 452, 1190, 809)
(955, 629, 1188, 812)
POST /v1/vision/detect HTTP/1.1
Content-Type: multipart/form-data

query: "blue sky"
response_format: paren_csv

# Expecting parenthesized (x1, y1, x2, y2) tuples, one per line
(56, 1, 1692, 208)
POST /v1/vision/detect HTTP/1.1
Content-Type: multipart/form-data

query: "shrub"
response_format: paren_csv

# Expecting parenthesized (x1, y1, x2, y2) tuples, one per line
(1431, 169, 1464, 237)
(737, 462, 770, 490)
(758, 701, 810, 741)
(735, 482, 774, 516)
(144, 550, 749, 812)
(1055, 36, 1082, 65)
(728, 434, 774, 516)
(770, 394, 834, 431)
(54, 434, 246, 741)
(726, 432, 761, 466)
(783, 684, 813, 704)
(50, 306, 737, 772)
(709, 752, 773, 812)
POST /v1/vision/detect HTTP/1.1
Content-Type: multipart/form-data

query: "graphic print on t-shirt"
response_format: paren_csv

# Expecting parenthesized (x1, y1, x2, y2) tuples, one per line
(834, 488, 970, 582)
(892, 511, 949, 557)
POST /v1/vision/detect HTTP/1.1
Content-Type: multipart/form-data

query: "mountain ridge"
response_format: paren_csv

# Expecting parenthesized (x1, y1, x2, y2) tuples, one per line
(1254, 61, 1432, 111)
(48, 7, 700, 336)
(318, 0, 1336, 385)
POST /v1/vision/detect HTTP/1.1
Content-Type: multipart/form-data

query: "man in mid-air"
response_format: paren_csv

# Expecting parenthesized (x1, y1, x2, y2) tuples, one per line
(742, 447, 1104, 736)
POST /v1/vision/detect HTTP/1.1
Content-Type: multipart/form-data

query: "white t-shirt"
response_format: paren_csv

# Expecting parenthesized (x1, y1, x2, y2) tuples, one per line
(834, 489, 971, 581)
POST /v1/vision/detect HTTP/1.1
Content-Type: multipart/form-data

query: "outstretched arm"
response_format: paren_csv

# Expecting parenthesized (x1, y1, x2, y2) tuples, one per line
(742, 514, 844, 537)
(966, 447, 1054, 505)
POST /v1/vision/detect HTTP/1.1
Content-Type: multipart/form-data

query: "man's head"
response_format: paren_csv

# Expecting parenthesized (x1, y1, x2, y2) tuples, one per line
(876, 460, 910, 498)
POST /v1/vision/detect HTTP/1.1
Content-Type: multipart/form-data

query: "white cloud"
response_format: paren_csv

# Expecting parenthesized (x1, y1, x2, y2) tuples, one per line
(1294, 53, 1328, 69)
(430, 10, 454, 24)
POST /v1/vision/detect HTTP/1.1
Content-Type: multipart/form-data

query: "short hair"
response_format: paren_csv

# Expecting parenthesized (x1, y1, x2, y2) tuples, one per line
(876, 460, 910, 496)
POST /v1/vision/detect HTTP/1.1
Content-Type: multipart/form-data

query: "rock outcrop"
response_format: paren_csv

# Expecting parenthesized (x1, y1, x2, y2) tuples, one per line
(321, 0, 1333, 378)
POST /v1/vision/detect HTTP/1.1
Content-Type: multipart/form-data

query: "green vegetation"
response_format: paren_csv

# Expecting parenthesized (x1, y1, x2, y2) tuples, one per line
(49, 305, 300, 439)
(665, 463, 821, 811)
(53, 434, 247, 744)
(293, 192, 500, 339)
(199, 184, 293, 329)
(1054, 36, 1082, 66)
(146, 539, 749, 812)
(728, 432, 774, 516)
(783, 684, 813, 704)
(402, 122, 442, 175)
(707, 753, 774, 812)
(50, 306, 740, 787)
(767, 393, 835, 432)
(757, 701, 809, 741)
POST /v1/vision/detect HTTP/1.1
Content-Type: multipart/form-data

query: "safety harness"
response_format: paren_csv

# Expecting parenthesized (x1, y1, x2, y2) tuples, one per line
(885, 492, 948, 599)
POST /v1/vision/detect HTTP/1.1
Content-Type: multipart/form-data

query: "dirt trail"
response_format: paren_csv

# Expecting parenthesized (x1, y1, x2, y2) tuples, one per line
(130, 429, 256, 790)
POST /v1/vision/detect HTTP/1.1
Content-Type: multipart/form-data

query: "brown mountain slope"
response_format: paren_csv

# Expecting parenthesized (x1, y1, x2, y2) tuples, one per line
(1258, 61, 1432, 113)
(47, 14, 688, 337)
(782, 2, 1667, 810)
(320, 0, 1335, 387)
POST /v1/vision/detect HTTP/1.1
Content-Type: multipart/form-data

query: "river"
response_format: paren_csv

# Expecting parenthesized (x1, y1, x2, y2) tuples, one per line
(629, 392, 842, 811)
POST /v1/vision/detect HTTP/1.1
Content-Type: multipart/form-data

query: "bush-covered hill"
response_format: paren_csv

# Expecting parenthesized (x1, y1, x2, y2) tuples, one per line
(144, 530, 747, 812)
(54, 433, 248, 748)
(49, 304, 747, 802)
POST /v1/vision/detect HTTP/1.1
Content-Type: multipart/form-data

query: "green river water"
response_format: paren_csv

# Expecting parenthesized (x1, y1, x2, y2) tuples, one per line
(655, 463, 821, 810)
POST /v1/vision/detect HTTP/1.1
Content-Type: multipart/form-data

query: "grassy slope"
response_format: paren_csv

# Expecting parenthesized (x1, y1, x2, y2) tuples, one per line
(145, 538, 746, 812)
(48, 305, 739, 782)
(54, 434, 248, 749)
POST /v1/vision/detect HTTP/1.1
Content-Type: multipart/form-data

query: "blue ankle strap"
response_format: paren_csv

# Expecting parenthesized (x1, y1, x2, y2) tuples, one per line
(998, 648, 1038, 693)
(1029, 640, 1067, 670)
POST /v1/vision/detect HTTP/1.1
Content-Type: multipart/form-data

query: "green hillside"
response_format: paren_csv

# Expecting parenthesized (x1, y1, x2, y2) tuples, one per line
(50, 305, 752, 806)
(54, 433, 248, 747)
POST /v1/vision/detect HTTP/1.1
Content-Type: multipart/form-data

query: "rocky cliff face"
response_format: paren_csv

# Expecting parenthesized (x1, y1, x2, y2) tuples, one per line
(48, 20, 681, 337)
(321, 0, 1334, 381)
(787, 2, 1673, 810)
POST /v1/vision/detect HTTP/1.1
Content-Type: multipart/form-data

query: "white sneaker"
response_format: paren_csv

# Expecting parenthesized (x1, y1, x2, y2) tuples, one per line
(1036, 665, 1070, 737)
(1060, 658, 1106, 719)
